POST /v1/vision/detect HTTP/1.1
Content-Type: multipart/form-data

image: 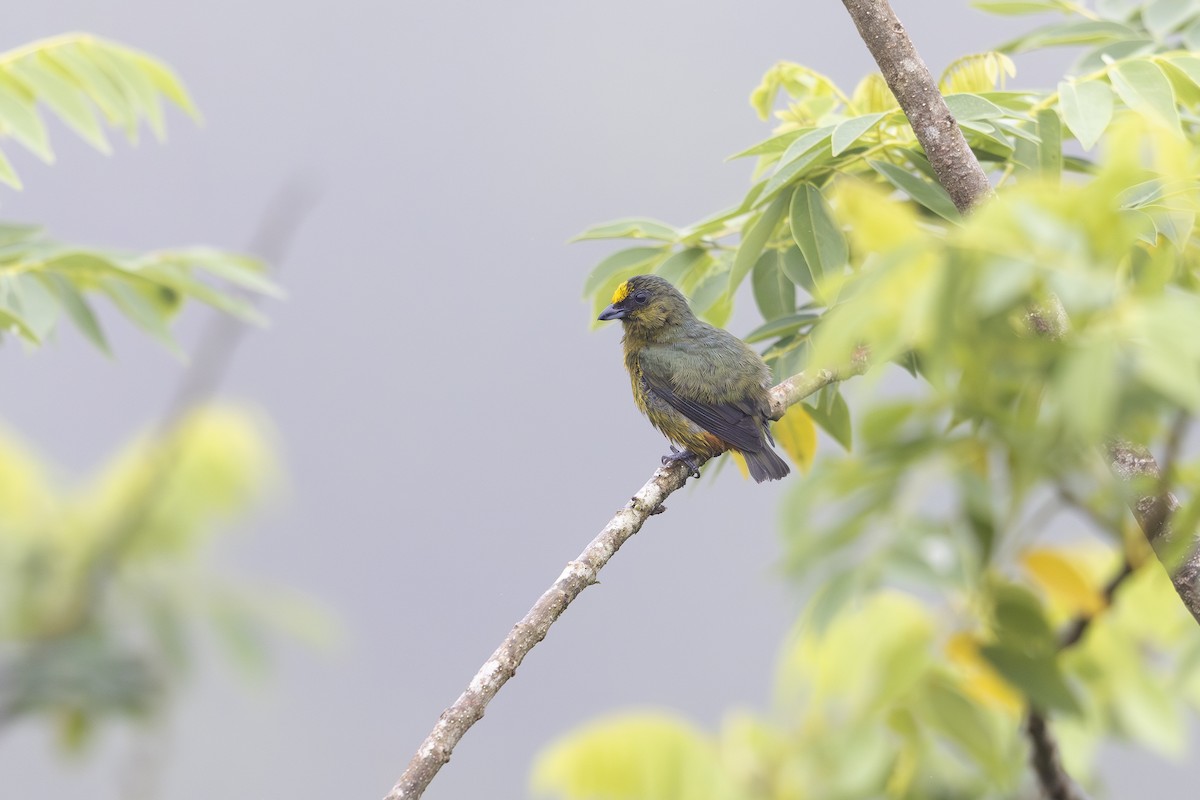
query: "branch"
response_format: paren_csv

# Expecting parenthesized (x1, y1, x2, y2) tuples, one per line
(839, 0, 992, 214)
(1022, 553, 1136, 800)
(1106, 438, 1200, 624)
(1025, 711, 1083, 800)
(383, 360, 865, 800)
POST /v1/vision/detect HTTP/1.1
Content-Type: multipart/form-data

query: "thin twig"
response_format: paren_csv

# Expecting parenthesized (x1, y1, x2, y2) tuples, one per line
(383, 358, 867, 800)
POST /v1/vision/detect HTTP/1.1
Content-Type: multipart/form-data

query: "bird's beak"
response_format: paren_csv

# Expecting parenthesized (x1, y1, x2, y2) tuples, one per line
(598, 304, 628, 321)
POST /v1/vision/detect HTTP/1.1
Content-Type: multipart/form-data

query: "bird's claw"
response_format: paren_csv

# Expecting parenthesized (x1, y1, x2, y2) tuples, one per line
(662, 446, 702, 479)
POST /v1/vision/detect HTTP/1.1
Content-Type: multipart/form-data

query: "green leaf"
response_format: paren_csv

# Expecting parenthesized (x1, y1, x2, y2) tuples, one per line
(8, 53, 110, 153)
(789, 184, 847, 288)
(751, 251, 795, 321)
(84, 42, 165, 139)
(46, 273, 109, 353)
(655, 247, 709, 286)
(1109, 59, 1181, 132)
(1142, 0, 1200, 39)
(1074, 37, 1156, 73)
(1036, 108, 1062, 179)
(761, 127, 834, 199)
(831, 112, 886, 156)
(991, 581, 1057, 650)
(122, 48, 199, 120)
(46, 41, 136, 136)
(532, 713, 728, 800)
(1185, 17, 1200, 49)
(979, 644, 1082, 714)
(1058, 79, 1113, 150)
(869, 160, 962, 223)
(0, 146, 21, 189)
(581, 246, 667, 298)
(100, 278, 182, 355)
(743, 311, 820, 344)
(779, 245, 816, 299)
(571, 217, 678, 243)
(0, 76, 51, 161)
(729, 128, 805, 160)
(139, 265, 267, 326)
(159, 248, 281, 298)
(0, 276, 39, 340)
(728, 189, 790, 293)
(1000, 20, 1142, 53)
(922, 678, 1006, 775)
(806, 388, 852, 449)
(944, 93, 1007, 121)
(8, 273, 60, 339)
(970, 0, 1067, 14)
(959, 120, 1017, 158)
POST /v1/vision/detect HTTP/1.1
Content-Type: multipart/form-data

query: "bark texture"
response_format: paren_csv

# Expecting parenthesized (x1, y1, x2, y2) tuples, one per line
(385, 365, 859, 800)
(1106, 440, 1200, 624)
(839, 0, 993, 213)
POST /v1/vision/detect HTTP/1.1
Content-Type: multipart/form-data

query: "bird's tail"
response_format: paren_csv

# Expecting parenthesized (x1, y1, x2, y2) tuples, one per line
(744, 446, 790, 483)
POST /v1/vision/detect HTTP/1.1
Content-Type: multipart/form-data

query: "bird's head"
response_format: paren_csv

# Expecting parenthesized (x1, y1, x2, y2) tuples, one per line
(597, 275, 693, 336)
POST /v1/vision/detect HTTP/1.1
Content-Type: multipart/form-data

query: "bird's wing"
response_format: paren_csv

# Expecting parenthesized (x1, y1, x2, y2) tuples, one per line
(639, 363, 766, 452)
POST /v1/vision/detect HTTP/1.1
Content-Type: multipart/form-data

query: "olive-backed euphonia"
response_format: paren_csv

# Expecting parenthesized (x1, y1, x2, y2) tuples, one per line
(598, 274, 789, 483)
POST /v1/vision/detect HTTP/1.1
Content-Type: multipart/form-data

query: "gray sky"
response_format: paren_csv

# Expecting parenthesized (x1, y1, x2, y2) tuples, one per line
(2, 1, 1195, 797)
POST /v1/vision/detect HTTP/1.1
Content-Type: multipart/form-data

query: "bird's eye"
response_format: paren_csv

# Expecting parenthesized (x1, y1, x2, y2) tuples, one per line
(633, 292, 649, 305)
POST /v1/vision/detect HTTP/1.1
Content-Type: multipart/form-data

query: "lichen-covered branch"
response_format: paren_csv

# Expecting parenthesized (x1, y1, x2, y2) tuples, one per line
(1106, 439, 1200, 625)
(839, 0, 992, 214)
(383, 363, 859, 800)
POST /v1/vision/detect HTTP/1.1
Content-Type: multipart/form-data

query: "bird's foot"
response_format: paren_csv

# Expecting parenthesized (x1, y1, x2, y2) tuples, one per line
(661, 446, 701, 479)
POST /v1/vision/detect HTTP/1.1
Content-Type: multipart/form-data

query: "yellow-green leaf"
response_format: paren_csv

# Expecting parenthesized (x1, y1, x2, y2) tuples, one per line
(1022, 549, 1105, 616)
(773, 404, 817, 472)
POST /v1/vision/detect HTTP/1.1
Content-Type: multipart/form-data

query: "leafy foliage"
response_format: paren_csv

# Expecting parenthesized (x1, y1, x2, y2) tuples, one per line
(535, 559, 1200, 798)
(0, 33, 314, 758)
(566, 0, 1200, 796)
(0, 33, 197, 189)
(0, 34, 279, 354)
(0, 224, 281, 353)
(0, 406, 330, 747)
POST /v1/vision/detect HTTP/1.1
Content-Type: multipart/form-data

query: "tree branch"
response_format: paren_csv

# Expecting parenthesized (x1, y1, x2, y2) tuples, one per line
(1106, 437, 1200, 625)
(839, 0, 992, 214)
(1025, 711, 1083, 800)
(383, 359, 866, 800)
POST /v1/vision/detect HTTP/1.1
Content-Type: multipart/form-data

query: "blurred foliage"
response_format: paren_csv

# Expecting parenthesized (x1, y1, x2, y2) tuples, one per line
(0, 33, 281, 354)
(0, 33, 321, 760)
(564, 0, 1200, 796)
(0, 405, 331, 749)
(534, 559, 1200, 799)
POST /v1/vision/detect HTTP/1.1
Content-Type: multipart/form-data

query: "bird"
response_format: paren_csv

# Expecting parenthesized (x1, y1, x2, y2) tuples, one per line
(597, 274, 790, 483)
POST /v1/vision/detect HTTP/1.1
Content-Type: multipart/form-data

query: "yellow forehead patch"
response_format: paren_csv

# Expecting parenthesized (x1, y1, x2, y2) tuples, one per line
(611, 280, 632, 304)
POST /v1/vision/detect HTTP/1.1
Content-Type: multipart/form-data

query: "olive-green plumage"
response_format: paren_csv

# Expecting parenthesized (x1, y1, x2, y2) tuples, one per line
(598, 274, 789, 483)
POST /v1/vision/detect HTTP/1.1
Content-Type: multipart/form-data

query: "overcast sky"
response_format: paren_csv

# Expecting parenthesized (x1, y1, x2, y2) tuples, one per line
(2, 1, 1196, 798)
